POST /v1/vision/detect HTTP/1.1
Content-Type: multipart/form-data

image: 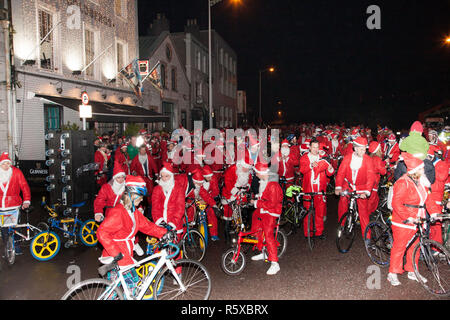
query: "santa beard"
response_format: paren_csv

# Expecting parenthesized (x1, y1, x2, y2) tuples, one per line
(138, 154, 147, 165)
(158, 175, 175, 194)
(111, 180, 125, 195)
(236, 167, 250, 187)
(0, 167, 12, 184)
(258, 178, 268, 196)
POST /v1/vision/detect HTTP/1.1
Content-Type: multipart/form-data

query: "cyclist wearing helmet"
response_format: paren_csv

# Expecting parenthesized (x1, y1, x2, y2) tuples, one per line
(97, 175, 170, 267)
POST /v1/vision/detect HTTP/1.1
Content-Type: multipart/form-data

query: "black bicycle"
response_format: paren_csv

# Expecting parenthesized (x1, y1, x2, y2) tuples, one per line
(336, 190, 365, 253)
(364, 208, 393, 267)
(403, 214, 450, 297)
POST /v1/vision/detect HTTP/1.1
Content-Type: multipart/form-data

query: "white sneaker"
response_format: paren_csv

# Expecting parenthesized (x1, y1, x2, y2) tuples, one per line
(387, 273, 401, 286)
(407, 272, 427, 283)
(251, 252, 267, 261)
(266, 262, 280, 275)
(134, 243, 144, 256)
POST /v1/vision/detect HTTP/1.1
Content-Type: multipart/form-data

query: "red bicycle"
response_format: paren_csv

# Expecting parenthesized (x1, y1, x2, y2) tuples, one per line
(220, 217, 288, 276)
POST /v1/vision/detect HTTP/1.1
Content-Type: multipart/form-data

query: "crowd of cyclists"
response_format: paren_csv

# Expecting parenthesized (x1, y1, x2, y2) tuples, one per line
(0, 120, 449, 295)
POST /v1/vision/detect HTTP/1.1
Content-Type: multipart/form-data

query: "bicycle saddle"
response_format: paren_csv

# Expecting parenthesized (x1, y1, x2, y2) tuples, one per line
(72, 201, 86, 208)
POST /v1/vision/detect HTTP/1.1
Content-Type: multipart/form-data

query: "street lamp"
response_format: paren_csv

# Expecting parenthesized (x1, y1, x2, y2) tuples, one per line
(258, 66, 275, 125)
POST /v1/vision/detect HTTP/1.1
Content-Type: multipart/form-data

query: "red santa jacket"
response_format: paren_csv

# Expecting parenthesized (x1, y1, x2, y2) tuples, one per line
(391, 174, 428, 230)
(130, 152, 158, 179)
(151, 175, 186, 234)
(384, 142, 400, 165)
(275, 152, 297, 182)
(221, 164, 252, 202)
(335, 153, 375, 196)
(114, 150, 131, 175)
(94, 150, 109, 175)
(426, 158, 449, 215)
(254, 181, 283, 218)
(299, 153, 334, 193)
(371, 155, 387, 192)
(0, 167, 31, 210)
(97, 203, 166, 266)
(93, 181, 123, 216)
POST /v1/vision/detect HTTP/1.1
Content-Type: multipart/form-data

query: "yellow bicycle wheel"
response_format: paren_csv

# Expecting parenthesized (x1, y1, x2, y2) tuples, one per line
(136, 262, 164, 300)
(199, 223, 207, 250)
(80, 219, 99, 247)
(30, 231, 61, 261)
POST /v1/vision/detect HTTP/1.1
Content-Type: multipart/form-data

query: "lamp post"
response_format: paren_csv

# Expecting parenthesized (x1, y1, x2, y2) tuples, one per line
(258, 66, 275, 126)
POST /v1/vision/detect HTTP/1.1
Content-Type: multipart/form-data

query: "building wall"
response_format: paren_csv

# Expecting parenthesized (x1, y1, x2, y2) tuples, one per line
(0, 19, 9, 154)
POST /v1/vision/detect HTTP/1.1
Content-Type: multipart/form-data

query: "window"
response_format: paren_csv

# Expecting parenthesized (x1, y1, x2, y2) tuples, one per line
(160, 63, 166, 89)
(116, 40, 127, 86)
(84, 29, 95, 77)
(44, 105, 62, 132)
(38, 9, 54, 70)
(195, 81, 202, 102)
(197, 51, 201, 70)
(115, 0, 127, 19)
(203, 55, 207, 74)
(171, 67, 177, 91)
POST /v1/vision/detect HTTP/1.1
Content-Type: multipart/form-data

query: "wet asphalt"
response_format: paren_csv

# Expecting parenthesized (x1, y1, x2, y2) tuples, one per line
(0, 189, 447, 301)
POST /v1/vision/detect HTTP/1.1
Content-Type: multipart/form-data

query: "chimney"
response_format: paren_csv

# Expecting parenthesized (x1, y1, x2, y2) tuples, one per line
(147, 13, 170, 36)
(184, 18, 200, 35)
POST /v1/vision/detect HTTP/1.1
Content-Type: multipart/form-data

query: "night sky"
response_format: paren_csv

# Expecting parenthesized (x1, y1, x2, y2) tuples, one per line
(138, 1, 450, 130)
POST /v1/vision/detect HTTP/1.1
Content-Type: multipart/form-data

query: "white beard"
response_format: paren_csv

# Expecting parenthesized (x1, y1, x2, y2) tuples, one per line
(111, 180, 125, 195)
(158, 176, 175, 194)
(236, 168, 249, 187)
(258, 179, 268, 196)
(350, 153, 363, 171)
(281, 147, 290, 157)
(0, 167, 12, 184)
(419, 175, 431, 188)
(203, 181, 210, 191)
(138, 154, 147, 165)
(194, 185, 200, 197)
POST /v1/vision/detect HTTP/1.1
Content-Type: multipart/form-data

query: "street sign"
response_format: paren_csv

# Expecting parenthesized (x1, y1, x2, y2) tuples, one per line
(81, 91, 89, 105)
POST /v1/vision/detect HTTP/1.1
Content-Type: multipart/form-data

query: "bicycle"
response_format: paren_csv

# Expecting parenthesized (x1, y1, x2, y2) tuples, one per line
(221, 216, 288, 276)
(180, 200, 207, 262)
(442, 187, 450, 251)
(1, 206, 45, 265)
(30, 197, 98, 261)
(279, 186, 307, 236)
(336, 190, 365, 253)
(363, 208, 393, 267)
(61, 240, 212, 300)
(402, 214, 450, 297)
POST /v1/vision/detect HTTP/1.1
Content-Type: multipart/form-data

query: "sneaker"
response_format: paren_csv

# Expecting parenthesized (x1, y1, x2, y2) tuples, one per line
(211, 236, 220, 241)
(387, 273, 401, 286)
(266, 262, 280, 275)
(251, 252, 267, 261)
(134, 244, 144, 257)
(407, 272, 427, 283)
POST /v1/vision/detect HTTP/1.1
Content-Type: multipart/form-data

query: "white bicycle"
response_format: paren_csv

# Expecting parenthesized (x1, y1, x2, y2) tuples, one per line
(61, 239, 211, 300)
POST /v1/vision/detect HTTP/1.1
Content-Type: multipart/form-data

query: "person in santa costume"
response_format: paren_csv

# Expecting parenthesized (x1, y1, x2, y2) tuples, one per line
(97, 175, 170, 273)
(387, 152, 430, 286)
(335, 136, 376, 237)
(130, 145, 159, 199)
(329, 133, 343, 170)
(94, 143, 111, 187)
(114, 143, 131, 175)
(367, 141, 388, 215)
(151, 162, 186, 238)
(276, 139, 297, 189)
(384, 134, 400, 169)
(248, 162, 283, 275)
(299, 140, 334, 238)
(0, 152, 31, 251)
(221, 152, 253, 241)
(424, 145, 449, 246)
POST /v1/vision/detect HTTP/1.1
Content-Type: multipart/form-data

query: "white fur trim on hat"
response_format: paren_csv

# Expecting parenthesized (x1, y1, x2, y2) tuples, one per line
(160, 167, 174, 176)
(407, 162, 425, 174)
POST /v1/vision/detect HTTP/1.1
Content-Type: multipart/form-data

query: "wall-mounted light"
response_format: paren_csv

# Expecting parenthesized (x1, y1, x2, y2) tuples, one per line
(23, 59, 36, 66)
(56, 87, 63, 94)
(72, 70, 82, 75)
(102, 93, 107, 99)
(119, 97, 123, 102)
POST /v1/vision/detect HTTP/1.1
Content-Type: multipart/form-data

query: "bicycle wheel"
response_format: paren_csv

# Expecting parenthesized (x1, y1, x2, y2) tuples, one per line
(276, 229, 288, 257)
(61, 278, 124, 300)
(4, 233, 15, 265)
(443, 221, 450, 251)
(79, 219, 99, 247)
(221, 248, 246, 276)
(136, 261, 163, 300)
(306, 209, 315, 251)
(198, 220, 208, 249)
(182, 229, 206, 262)
(30, 231, 61, 261)
(412, 239, 450, 297)
(363, 221, 392, 267)
(336, 211, 356, 253)
(153, 259, 211, 300)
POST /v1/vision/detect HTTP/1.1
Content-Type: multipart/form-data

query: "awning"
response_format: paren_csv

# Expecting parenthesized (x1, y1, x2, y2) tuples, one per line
(35, 94, 170, 123)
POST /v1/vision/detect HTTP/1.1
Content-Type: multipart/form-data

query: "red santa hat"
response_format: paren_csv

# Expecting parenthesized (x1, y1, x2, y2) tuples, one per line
(192, 170, 204, 183)
(402, 152, 424, 174)
(160, 161, 175, 176)
(254, 162, 269, 175)
(125, 175, 146, 187)
(387, 133, 396, 142)
(0, 152, 12, 165)
(202, 165, 213, 178)
(368, 141, 381, 154)
(410, 121, 423, 134)
(248, 135, 259, 148)
(352, 136, 368, 147)
(281, 139, 290, 147)
(112, 162, 126, 179)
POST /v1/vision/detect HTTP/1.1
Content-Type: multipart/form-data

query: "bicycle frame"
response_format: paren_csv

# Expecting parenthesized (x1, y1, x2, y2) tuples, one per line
(100, 247, 185, 300)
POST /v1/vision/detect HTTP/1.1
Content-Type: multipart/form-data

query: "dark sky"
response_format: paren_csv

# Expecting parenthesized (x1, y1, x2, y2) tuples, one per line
(138, 1, 450, 130)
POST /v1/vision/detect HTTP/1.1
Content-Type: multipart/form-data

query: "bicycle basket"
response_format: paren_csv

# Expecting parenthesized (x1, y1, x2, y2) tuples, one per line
(0, 208, 20, 227)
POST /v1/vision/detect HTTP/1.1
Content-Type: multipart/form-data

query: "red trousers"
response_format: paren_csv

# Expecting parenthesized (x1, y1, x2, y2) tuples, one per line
(222, 203, 233, 220)
(430, 222, 443, 244)
(186, 206, 218, 237)
(389, 225, 419, 274)
(367, 191, 379, 215)
(302, 194, 327, 237)
(338, 196, 370, 237)
(250, 210, 278, 262)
